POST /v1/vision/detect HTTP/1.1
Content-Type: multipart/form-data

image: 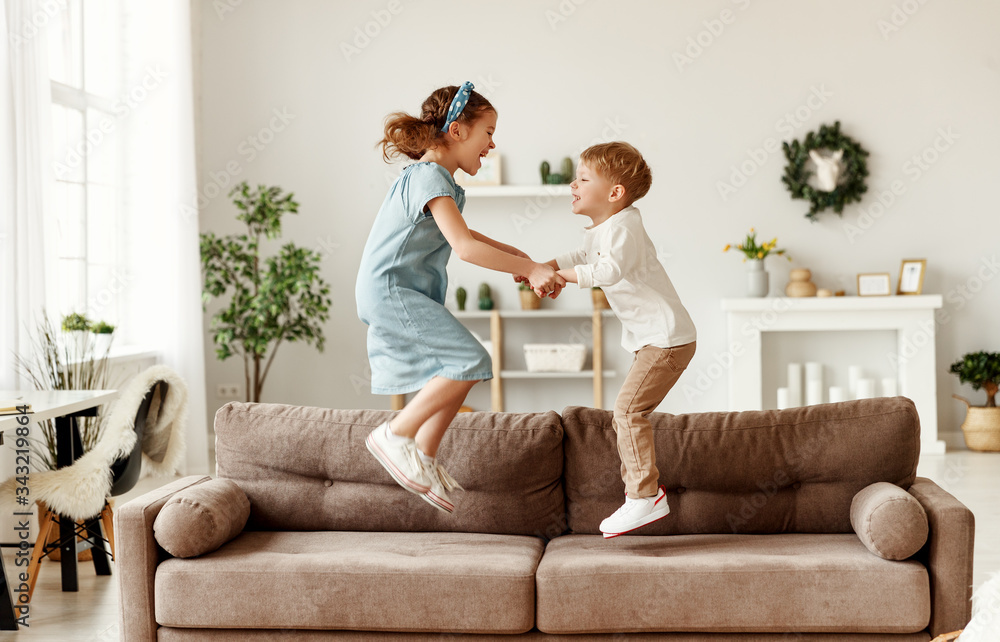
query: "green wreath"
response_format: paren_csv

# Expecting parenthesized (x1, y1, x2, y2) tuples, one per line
(781, 121, 869, 221)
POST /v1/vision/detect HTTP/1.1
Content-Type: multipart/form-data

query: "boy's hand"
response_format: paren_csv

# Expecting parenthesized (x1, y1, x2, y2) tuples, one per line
(528, 263, 566, 298)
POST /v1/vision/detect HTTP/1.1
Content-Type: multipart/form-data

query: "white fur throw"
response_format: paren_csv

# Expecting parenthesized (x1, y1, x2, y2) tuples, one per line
(960, 571, 1000, 641)
(0, 365, 188, 521)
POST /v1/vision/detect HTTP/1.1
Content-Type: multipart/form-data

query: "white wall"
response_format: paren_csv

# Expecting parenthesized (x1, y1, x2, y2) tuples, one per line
(195, 0, 1000, 444)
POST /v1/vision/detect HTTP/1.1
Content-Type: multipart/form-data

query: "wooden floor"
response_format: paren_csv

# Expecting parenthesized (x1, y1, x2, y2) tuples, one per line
(3, 450, 999, 640)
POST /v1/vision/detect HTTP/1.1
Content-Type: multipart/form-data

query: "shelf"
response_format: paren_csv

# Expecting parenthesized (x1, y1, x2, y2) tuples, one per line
(721, 295, 943, 312)
(462, 185, 571, 198)
(454, 309, 614, 319)
(501, 370, 616, 379)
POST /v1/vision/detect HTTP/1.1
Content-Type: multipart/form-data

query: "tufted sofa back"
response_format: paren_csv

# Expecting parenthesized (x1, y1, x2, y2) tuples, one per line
(561, 397, 921, 535)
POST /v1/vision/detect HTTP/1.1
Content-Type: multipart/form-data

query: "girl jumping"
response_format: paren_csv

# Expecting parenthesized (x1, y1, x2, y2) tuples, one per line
(357, 82, 564, 513)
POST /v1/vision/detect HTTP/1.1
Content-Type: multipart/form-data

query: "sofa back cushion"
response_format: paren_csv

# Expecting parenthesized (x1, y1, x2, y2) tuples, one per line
(562, 397, 920, 535)
(214, 403, 565, 536)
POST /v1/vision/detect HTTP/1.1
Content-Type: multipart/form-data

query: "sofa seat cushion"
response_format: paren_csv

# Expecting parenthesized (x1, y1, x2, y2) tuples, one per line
(155, 531, 543, 633)
(536, 533, 929, 634)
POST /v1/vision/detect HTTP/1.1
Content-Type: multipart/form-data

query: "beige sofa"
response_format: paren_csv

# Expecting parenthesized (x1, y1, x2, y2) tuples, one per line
(116, 397, 974, 640)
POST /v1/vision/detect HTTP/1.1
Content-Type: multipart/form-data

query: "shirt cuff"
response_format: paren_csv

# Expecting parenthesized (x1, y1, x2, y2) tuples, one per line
(554, 253, 576, 271)
(575, 264, 594, 289)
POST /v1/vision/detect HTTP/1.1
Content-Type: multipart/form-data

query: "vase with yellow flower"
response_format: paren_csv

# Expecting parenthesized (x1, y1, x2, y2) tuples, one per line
(724, 229, 790, 297)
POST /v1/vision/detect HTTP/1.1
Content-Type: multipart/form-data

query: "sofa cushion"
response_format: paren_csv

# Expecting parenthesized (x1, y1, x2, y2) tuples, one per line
(535, 533, 930, 634)
(214, 403, 564, 536)
(561, 397, 921, 535)
(152, 478, 250, 558)
(154, 531, 542, 633)
(851, 482, 929, 560)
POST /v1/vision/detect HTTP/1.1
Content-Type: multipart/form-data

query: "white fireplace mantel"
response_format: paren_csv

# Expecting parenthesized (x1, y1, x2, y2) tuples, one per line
(722, 295, 945, 454)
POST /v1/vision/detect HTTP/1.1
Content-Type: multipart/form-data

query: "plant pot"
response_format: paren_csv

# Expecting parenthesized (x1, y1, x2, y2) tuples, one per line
(746, 259, 769, 297)
(954, 395, 1000, 451)
(519, 289, 541, 310)
(61, 330, 93, 356)
(94, 333, 113, 356)
(592, 288, 610, 310)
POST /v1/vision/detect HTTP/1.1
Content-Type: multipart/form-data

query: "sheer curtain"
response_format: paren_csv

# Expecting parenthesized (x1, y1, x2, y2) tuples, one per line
(1, 0, 53, 391)
(120, 0, 208, 474)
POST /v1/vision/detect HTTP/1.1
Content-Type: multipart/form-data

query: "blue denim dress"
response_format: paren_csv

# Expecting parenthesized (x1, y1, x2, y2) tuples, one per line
(356, 162, 493, 395)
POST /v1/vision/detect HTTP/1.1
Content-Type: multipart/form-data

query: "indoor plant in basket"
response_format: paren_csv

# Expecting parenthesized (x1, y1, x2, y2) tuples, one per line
(950, 350, 1000, 451)
(518, 282, 541, 310)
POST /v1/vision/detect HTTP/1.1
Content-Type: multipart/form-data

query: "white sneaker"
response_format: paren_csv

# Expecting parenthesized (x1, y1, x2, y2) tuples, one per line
(599, 485, 669, 539)
(366, 423, 431, 494)
(420, 461, 463, 513)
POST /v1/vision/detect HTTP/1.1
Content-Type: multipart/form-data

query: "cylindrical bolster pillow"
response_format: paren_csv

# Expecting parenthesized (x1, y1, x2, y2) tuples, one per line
(153, 478, 250, 558)
(850, 482, 928, 560)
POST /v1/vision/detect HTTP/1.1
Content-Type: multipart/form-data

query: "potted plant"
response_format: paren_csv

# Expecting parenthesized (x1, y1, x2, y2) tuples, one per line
(200, 182, 332, 402)
(950, 351, 1000, 451)
(91, 320, 115, 356)
(723, 228, 791, 297)
(519, 282, 541, 310)
(61, 312, 92, 354)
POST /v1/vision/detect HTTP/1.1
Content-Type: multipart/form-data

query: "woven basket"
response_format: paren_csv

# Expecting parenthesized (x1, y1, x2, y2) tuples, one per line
(524, 344, 586, 372)
(929, 631, 962, 642)
(954, 395, 1000, 452)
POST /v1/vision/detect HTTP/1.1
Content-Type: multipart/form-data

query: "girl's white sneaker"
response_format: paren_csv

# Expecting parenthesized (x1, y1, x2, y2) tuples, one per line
(366, 422, 431, 494)
(420, 461, 463, 513)
(600, 485, 669, 539)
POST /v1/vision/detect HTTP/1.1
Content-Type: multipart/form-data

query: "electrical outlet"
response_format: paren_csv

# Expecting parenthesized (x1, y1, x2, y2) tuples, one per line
(216, 384, 240, 399)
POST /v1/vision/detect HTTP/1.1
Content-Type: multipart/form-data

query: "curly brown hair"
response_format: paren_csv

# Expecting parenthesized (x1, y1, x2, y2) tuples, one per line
(379, 85, 496, 162)
(580, 141, 652, 206)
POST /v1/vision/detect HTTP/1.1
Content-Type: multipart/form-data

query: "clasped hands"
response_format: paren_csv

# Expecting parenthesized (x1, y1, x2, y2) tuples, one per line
(514, 264, 566, 299)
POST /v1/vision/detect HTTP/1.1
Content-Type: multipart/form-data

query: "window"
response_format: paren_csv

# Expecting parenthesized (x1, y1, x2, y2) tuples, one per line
(48, 0, 124, 328)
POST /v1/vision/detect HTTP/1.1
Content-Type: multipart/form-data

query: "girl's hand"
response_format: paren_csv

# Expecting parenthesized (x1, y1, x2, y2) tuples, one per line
(528, 263, 565, 298)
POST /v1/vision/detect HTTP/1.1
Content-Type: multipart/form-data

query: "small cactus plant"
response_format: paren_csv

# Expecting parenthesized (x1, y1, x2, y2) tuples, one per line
(561, 157, 573, 181)
(539, 158, 574, 184)
(478, 283, 493, 310)
(540, 161, 550, 184)
(455, 287, 467, 311)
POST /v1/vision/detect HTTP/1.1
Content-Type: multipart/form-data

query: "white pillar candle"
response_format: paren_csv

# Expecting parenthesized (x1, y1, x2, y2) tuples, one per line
(787, 363, 803, 407)
(805, 362, 823, 384)
(806, 380, 823, 405)
(882, 377, 898, 397)
(856, 378, 875, 399)
(829, 386, 845, 403)
(777, 387, 790, 410)
(848, 366, 863, 397)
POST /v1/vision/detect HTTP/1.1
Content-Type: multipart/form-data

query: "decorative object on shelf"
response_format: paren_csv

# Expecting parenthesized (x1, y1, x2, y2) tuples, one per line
(781, 120, 870, 221)
(848, 365, 863, 398)
(856, 378, 875, 399)
(787, 363, 803, 407)
(523, 344, 586, 373)
(200, 181, 332, 402)
(834, 290, 846, 296)
(950, 350, 1000, 451)
(477, 283, 494, 310)
(455, 287, 467, 311)
(805, 362, 823, 405)
(882, 377, 898, 397)
(785, 268, 818, 297)
(816, 288, 833, 297)
(91, 320, 116, 356)
(538, 156, 573, 184)
(776, 387, 790, 409)
(455, 150, 502, 187)
(592, 287, 610, 310)
(857, 273, 892, 296)
(829, 386, 845, 403)
(518, 282, 541, 310)
(724, 228, 790, 298)
(897, 258, 926, 295)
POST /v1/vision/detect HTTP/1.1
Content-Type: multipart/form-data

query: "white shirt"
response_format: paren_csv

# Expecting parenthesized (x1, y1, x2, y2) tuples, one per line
(555, 206, 697, 353)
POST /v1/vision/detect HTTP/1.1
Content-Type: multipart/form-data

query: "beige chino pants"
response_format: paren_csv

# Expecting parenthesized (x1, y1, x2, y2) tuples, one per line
(613, 341, 696, 499)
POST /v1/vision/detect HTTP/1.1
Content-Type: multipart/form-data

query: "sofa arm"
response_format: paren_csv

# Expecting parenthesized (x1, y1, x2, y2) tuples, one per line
(908, 477, 975, 637)
(115, 475, 212, 642)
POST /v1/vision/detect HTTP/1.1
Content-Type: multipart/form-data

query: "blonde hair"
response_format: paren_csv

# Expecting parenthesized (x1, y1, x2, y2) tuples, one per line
(379, 85, 496, 162)
(580, 141, 652, 206)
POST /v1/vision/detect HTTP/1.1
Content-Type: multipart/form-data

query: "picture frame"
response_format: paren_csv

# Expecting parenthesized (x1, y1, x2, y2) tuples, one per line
(857, 273, 892, 297)
(897, 259, 926, 295)
(454, 151, 502, 187)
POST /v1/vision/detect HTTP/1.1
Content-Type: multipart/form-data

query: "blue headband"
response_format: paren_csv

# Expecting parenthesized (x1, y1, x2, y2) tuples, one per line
(441, 81, 475, 132)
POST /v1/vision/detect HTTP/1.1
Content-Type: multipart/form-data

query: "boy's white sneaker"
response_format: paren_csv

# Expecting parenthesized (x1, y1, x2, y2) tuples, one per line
(600, 485, 669, 539)
(419, 461, 463, 513)
(366, 422, 431, 494)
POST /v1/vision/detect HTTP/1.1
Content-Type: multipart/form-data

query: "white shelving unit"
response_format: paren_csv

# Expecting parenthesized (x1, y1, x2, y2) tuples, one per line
(388, 309, 615, 412)
(462, 184, 571, 198)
